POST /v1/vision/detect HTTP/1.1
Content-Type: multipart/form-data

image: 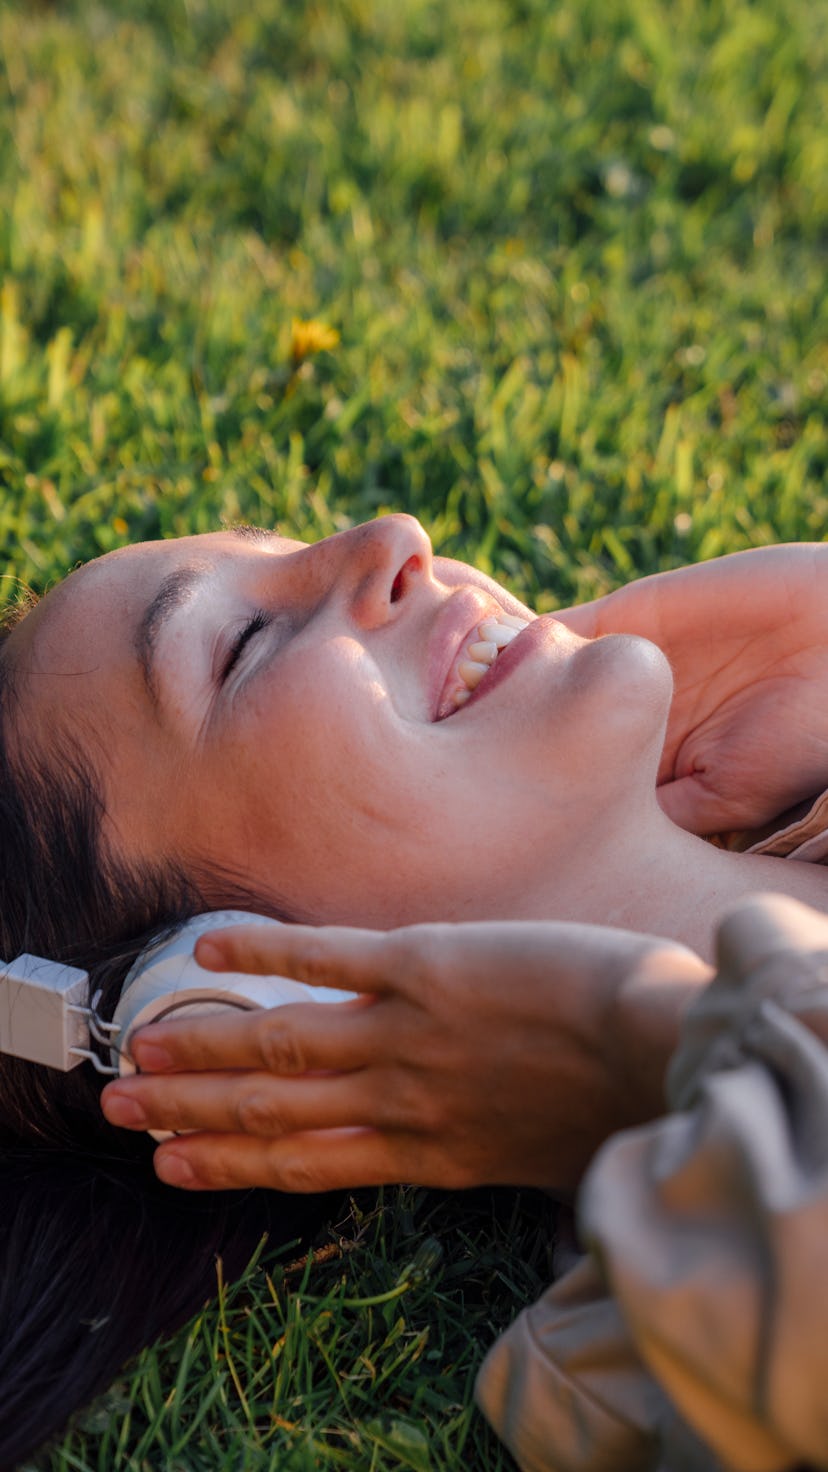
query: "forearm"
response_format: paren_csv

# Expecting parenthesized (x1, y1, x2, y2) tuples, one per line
(480, 896, 828, 1472)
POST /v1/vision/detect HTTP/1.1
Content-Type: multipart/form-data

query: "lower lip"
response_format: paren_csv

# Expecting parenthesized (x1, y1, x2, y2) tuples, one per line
(448, 616, 560, 716)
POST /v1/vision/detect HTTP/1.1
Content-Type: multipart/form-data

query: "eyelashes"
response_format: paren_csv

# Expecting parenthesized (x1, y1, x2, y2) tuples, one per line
(220, 609, 270, 684)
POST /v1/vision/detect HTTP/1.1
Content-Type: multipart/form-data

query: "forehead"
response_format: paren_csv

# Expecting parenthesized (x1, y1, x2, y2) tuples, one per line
(10, 530, 301, 680)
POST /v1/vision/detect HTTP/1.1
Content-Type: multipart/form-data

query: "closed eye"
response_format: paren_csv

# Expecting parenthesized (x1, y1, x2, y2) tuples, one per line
(221, 609, 270, 683)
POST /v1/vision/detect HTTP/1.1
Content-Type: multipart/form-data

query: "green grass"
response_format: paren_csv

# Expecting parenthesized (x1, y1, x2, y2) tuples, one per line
(2, 0, 826, 1465)
(33, 1189, 559, 1472)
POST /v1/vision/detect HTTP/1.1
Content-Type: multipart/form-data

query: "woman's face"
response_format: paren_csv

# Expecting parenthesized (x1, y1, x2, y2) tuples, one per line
(9, 516, 671, 925)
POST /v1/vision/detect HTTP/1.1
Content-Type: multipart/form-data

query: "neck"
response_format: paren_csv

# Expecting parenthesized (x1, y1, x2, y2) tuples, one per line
(505, 806, 828, 962)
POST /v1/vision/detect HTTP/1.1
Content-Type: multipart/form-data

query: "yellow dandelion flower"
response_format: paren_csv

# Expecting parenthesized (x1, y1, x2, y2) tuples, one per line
(290, 317, 340, 364)
(112, 515, 128, 536)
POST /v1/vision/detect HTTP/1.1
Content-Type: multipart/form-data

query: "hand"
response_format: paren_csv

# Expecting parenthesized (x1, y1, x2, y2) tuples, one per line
(557, 544, 828, 834)
(101, 920, 710, 1194)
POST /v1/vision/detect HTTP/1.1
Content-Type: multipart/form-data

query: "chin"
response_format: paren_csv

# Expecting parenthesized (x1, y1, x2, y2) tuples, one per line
(595, 629, 672, 690)
(577, 632, 673, 755)
(542, 632, 671, 783)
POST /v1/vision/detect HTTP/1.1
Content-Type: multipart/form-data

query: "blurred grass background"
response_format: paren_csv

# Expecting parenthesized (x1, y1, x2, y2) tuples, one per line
(2, 0, 826, 1466)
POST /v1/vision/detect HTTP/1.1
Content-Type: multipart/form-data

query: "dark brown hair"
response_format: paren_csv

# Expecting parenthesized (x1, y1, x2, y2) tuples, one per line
(0, 631, 328, 1469)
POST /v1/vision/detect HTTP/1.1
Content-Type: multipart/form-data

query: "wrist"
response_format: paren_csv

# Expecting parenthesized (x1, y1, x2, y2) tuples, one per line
(605, 946, 713, 1125)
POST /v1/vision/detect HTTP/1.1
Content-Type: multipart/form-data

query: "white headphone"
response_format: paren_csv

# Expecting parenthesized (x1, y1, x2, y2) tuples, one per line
(107, 911, 355, 1140)
(1, 909, 355, 1121)
(112, 911, 354, 1074)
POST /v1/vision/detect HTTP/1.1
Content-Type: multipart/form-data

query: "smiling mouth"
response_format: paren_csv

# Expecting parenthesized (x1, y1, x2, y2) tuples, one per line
(437, 612, 529, 719)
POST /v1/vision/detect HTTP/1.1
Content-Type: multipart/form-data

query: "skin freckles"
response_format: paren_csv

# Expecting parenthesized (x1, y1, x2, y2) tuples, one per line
(6, 514, 676, 931)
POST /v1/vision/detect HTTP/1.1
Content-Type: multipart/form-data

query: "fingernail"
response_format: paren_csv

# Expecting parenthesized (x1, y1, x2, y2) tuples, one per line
(155, 1152, 196, 1188)
(102, 1091, 147, 1129)
(132, 1039, 173, 1071)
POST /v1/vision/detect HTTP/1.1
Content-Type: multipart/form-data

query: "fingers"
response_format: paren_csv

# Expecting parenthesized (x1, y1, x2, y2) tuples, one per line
(129, 995, 378, 1075)
(152, 1128, 426, 1193)
(658, 770, 769, 835)
(552, 603, 602, 638)
(195, 923, 406, 996)
(717, 892, 828, 978)
(656, 772, 719, 835)
(102, 1069, 383, 1140)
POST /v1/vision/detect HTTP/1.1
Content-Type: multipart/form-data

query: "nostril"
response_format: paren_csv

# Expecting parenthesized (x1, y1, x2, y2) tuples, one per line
(390, 554, 421, 604)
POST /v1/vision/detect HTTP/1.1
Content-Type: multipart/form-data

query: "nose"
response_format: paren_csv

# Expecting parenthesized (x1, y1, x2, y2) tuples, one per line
(331, 514, 434, 629)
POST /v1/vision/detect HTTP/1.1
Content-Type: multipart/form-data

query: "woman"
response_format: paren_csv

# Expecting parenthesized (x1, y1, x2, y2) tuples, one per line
(3, 516, 828, 1467)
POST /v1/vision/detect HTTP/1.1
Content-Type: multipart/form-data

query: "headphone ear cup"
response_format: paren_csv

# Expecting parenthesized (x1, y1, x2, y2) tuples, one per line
(112, 911, 279, 1070)
(110, 912, 355, 1142)
(116, 993, 263, 1145)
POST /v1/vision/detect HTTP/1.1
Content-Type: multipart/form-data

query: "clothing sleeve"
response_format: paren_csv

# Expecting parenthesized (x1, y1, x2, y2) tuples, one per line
(475, 894, 828, 1472)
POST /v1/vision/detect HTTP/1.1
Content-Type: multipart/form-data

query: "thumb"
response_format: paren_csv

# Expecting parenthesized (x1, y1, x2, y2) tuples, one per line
(657, 773, 731, 836)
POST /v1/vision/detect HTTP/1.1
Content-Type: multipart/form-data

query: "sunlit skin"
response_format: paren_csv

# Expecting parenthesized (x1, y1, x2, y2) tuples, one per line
(7, 516, 656, 920)
(81, 530, 828, 1198)
(7, 517, 828, 955)
(8, 517, 828, 1194)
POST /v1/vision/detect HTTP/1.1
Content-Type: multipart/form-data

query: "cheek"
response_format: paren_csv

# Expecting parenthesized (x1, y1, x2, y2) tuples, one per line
(98, 707, 193, 859)
(233, 664, 413, 853)
(217, 683, 437, 923)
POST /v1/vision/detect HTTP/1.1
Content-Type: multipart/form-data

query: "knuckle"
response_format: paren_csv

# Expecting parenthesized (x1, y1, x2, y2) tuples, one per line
(396, 927, 445, 986)
(294, 936, 334, 987)
(153, 1091, 189, 1132)
(370, 1067, 446, 1137)
(184, 1145, 235, 1191)
(393, 1074, 442, 1133)
(269, 1145, 325, 1194)
(214, 1158, 248, 1191)
(236, 1090, 288, 1137)
(180, 1035, 220, 1072)
(259, 1018, 307, 1076)
(164, 1108, 189, 1135)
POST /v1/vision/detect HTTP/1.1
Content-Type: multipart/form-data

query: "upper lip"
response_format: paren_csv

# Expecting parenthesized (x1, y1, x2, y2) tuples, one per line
(427, 588, 525, 721)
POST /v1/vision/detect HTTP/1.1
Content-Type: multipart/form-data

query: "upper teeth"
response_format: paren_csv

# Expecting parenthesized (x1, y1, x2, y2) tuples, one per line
(445, 612, 528, 714)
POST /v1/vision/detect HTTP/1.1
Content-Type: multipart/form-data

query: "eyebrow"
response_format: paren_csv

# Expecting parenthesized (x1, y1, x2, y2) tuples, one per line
(228, 523, 281, 543)
(134, 528, 281, 711)
(135, 564, 208, 711)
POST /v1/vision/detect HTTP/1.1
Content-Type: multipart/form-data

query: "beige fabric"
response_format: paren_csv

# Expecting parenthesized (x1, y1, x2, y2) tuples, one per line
(725, 786, 828, 862)
(474, 1256, 667, 1471)
(746, 786, 828, 863)
(476, 895, 828, 1472)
